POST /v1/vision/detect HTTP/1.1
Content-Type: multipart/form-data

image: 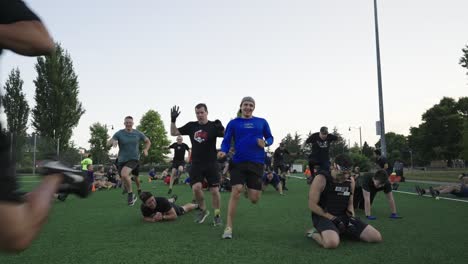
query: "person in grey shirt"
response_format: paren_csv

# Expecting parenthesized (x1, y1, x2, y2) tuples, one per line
(109, 116, 151, 206)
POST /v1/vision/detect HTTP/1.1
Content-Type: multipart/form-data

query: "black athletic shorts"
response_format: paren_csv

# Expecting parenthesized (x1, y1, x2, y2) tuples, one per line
(311, 213, 368, 239)
(118, 160, 140, 176)
(273, 163, 287, 174)
(171, 203, 186, 216)
(171, 160, 185, 170)
(230, 162, 264, 191)
(0, 122, 22, 203)
(190, 162, 220, 188)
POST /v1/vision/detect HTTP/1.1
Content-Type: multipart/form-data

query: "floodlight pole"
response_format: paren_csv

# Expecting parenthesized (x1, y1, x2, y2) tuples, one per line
(373, 0, 387, 156)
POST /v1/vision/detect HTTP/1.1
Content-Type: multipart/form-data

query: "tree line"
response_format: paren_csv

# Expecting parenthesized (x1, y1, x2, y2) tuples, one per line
(3, 44, 468, 172)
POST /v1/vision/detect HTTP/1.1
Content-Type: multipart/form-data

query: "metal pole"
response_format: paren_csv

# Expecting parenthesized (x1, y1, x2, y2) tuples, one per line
(57, 138, 60, 158)
(33, 133, 37, 175)
(359, 127, 362, 149)
(373, 0, 387, 156)
(410, 150, 413, 170)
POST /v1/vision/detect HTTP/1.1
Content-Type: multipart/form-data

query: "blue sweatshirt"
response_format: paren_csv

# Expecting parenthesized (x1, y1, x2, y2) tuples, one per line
(221, 116, 274, 164)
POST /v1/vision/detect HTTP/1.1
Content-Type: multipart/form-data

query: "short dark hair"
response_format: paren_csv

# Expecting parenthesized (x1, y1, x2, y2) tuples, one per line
(334, 154, 352, 171)
(125, 116, 133, 120)
(374, 149, 381, 156)
(195, 103, 208, 112)
(139, 191, 153, 203)
(373, 169, 388, 183)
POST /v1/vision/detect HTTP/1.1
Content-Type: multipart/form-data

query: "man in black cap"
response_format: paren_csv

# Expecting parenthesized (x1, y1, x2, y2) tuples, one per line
(140, 192, 198, 222)
(303, 126, 338, 174)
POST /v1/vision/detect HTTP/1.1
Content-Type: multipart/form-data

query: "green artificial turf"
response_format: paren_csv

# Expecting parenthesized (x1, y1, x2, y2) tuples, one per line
(1, 175, 467, 263)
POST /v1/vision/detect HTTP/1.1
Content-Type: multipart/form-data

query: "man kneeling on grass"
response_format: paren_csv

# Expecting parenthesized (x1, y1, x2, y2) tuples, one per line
(307, 154, 382, 249)
(140, 192, 198, 222)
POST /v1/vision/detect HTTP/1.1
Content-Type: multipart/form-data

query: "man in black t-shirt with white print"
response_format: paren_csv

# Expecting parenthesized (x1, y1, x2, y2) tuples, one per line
(304, 126, 337, 174)
(170, 103, 224, 226)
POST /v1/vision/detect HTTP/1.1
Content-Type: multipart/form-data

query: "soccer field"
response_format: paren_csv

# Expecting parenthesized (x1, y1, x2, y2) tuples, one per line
(1, 175, 468, 264)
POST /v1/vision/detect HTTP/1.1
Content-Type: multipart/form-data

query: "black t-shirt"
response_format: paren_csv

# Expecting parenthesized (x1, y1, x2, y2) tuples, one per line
(178, 121, 224, 163)
(375, 156, 388, 169)
(305, 132, 338, 162)
(357, 172, 392, 194)
(169, 142, 190, 162)
(315, 170, 352, 217)
(140, 197, 172, 217)
(0, 0, 40, 55)
(273, 147, 289, 165)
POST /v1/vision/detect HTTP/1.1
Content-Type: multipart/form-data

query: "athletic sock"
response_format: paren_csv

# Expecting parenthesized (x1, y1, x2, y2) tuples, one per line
(214, 209, 221, 217)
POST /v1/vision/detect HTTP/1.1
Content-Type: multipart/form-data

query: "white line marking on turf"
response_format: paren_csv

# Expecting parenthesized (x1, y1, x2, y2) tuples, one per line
(393, 190, 468, 203)
(288, 175, 468, 204)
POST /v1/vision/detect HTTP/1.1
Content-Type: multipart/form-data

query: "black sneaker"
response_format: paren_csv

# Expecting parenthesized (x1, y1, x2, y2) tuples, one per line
(415, 186, 425, 196)
(56, 172, 89, 198)
(128, 193, 137, 206)
(170, 194, 178, 203)
(429, 187, 439, 198)
(57, 193, 68, 202)
(168, 188, 173, 195)
(40, 160, 81, 176)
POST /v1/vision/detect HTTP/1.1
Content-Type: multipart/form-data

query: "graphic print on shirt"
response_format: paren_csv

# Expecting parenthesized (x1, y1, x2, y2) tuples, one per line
(194, 130, 208, 143)
(335, 186, 350, 196)
(317, 140, 329, 148)
(243, 122, 254, 129)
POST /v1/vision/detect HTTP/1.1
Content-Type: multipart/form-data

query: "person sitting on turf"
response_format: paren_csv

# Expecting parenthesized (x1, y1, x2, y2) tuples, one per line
(307, 154, 382, 249)
(353, 169, 402, 220)
(94, 165, 115, 190)
(262, 170, 283, 195)
(139, 192, 198, 222)
(415, 173, 468, 198)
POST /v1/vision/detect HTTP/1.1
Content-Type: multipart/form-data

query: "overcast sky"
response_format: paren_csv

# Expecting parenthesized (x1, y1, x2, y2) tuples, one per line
(1, 0, 467, 151)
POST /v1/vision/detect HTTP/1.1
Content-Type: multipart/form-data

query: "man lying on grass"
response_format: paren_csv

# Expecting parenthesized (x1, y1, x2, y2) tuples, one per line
(140, 192, 198, 222)
(415, 173, 468, 198)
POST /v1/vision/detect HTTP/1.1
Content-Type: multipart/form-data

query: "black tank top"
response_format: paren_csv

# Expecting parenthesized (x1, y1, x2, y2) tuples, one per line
(318, 171, 352, 216)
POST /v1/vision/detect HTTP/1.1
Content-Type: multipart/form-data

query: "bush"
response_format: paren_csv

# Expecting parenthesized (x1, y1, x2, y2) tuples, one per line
(349, 152, 372, 171)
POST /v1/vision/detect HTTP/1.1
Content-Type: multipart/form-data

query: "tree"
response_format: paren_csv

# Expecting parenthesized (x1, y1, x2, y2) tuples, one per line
(460, 44, 468, 76)
(362, 141, 374, 158)
(136, 110, 170, 164)
(32, 43, 85, 158)
(1, 68, 30, 163)
(329, 127, 348, 158)
(301, 131, 313, 158)
(88, 123, 111, 164)
(349, 152, 372, 172)
(280, 132, 302, 163)
(407, 97, 466, 166)
(375, 132, 409, 167)
(461, 118, 468, 162)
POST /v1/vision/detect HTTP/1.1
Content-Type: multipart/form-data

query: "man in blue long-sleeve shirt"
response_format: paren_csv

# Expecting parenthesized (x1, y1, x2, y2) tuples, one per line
(218, 96, 273, 239)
